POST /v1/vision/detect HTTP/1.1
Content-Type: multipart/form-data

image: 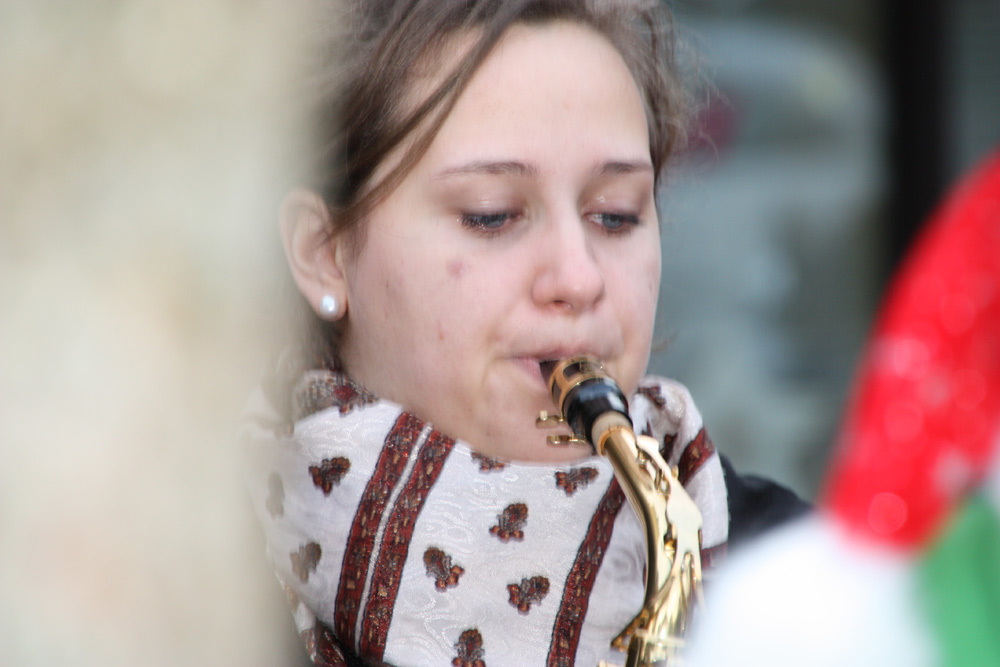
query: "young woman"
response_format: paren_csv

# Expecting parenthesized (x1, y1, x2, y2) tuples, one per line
(246, 1, 808, 665)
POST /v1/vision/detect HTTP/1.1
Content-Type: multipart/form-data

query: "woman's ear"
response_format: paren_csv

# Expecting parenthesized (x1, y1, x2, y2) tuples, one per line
(279, 188, 349, 320)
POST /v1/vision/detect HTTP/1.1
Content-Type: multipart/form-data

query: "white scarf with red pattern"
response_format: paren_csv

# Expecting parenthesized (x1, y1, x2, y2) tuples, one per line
(245, 369, 728, 667)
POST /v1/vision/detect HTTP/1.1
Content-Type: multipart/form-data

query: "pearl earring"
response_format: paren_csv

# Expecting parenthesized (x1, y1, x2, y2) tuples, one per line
(320, 294, 340, 319)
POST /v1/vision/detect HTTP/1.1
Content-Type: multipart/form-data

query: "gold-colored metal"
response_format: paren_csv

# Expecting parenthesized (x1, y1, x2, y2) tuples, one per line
(535, 410, 590, 447)
(538, 357, 704, 667)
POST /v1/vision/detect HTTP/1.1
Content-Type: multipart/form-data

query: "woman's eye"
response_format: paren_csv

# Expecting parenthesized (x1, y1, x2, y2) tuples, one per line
(592, 212, 641, 233)
(462, 211, 516, 232)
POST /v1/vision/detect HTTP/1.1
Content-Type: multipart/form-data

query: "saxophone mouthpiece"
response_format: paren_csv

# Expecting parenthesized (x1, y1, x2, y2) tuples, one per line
(543, 356, 630, 448)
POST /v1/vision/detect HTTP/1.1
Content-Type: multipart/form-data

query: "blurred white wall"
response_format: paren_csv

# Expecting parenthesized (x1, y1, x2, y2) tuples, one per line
(0, 2, 309, 664)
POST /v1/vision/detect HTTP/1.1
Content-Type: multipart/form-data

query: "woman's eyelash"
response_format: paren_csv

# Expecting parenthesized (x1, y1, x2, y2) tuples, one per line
(591, 212, 641, 233)
(460, 210, 641, 236)
(462, 211, 517, 232)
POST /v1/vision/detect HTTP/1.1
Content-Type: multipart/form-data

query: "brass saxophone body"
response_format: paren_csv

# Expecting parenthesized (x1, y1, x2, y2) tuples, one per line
(536, 357, 704, 667)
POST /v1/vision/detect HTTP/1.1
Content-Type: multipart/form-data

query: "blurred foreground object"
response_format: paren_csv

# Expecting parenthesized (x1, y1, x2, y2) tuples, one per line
(0, 2, 312, 665)
(826, 149, 1000, 546)
(688, 148, 1000, 666)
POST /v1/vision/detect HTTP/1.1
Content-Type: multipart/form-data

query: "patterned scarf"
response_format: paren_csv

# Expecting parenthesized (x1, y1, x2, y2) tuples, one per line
(244, 368, 729, 667)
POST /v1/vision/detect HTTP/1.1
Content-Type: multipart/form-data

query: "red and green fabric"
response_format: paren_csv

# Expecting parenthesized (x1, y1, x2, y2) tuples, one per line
(918, 489, 1000, 667)
(824, 148, 1000, 664)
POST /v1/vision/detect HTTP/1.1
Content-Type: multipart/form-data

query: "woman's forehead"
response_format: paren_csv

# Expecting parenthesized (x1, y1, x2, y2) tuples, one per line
(372, 20, 650, 192)
(418, 22, 650, 172)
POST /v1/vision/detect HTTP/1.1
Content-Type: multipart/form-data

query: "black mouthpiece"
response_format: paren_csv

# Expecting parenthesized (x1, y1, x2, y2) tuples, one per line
(563, 376, 629, 444)
(545, 356, 630, 446)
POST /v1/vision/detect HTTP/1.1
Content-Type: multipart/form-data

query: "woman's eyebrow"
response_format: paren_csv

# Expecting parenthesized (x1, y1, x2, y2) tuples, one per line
(434, 158, 653, 180)
(595, 160, 654, 176)
(435, 160, 539, 179)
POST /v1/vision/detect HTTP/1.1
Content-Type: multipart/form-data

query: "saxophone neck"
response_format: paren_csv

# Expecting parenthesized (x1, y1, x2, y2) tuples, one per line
(537, 356, 704, 667)
(592, 417, 674, 600)
(602, 422, 705, 665)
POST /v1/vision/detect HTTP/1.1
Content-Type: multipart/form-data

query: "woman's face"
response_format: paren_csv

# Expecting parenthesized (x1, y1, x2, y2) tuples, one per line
(338, 21, 661, 462)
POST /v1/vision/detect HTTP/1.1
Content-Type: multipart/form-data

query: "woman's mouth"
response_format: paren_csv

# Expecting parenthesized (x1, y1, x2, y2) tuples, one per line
(512, 357, 548, 385)
(512, 354, 599, 389)
(538, 359, 558, 384)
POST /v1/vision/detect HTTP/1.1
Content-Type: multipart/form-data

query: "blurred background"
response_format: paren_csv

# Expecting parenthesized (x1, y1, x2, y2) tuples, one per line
(650, 0, 1000, 501)
(1, 0, 998, 665)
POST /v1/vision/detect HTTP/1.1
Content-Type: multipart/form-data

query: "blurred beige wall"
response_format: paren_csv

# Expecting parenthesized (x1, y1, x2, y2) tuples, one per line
(0, 2, 310, 664)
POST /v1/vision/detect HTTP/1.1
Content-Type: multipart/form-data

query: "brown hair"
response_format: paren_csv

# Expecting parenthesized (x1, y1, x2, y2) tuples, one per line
(289, 0, 689, 370)
(305, 0, 687, 239)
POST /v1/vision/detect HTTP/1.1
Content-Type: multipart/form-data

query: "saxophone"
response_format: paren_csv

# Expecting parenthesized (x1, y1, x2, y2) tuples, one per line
(536, 357, 704, 667)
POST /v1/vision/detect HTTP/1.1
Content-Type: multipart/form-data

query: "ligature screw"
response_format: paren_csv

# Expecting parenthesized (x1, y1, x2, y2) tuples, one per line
(536, 411, 565, 428)
(546, 434, 590, 447)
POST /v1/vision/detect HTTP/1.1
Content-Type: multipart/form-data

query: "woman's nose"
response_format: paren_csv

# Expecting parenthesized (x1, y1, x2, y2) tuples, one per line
(531, 214, 606, 312)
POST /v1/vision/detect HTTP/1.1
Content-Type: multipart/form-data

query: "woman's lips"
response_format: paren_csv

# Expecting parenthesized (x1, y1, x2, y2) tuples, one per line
(512, 353, 601, 388)
(512, 357, 547, 385)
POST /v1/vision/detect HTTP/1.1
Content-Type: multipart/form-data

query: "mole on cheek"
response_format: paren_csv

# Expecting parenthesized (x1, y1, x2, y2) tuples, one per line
(447, 259, 467, 278)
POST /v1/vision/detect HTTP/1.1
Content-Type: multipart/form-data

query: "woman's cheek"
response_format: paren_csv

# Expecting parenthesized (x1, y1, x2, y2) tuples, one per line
(644, 240, 663, 296)
(447, 258, 468, 279)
